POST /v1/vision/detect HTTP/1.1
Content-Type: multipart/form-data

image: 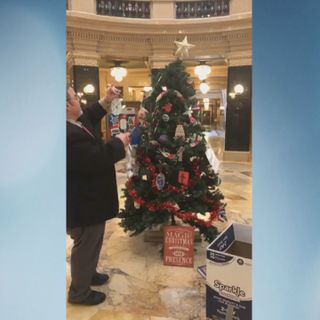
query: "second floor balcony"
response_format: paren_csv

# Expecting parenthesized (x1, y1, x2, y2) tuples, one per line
(95, 0, 229, 19)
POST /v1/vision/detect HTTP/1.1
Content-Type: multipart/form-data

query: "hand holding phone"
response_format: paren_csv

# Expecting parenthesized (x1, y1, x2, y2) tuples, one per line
(105, 84, 121, 102)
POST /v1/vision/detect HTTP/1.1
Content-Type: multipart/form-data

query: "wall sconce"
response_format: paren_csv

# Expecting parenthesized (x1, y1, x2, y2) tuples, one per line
(83, 84, 95, 94)
(200, 81, 210, 94)
(110, 62, 127, 82)
(234, 84, 244, 95)
(229, 92, 236, 99)
(194, 61, 211, 81)
(228, 84, 244, 99)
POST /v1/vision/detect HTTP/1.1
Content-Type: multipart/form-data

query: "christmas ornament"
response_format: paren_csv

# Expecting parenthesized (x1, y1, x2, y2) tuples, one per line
(178, 171, 189, 186)
(175, 124, 185, 140)
(174, 36, 195, 58)
(189, 116, 196, 125)
(162, 114, 170, 122)
(156, 91, 167, 103)
(192, 104, 200, 111)
(142, 174, 148, 181)
(158, 134, 169, 145)
(110, 98, 122, 115)
(177, 146, 184, 162)
(160, 150, 175, 160)
(134, 201, 141, 209)
(155, 172, 166, 190)
(184, 108, 193, 117)
(150, 140, 160, 146)
(196, 212, 211, 222)
(163, 103, 172, 113)
(190, 141, 199, 148)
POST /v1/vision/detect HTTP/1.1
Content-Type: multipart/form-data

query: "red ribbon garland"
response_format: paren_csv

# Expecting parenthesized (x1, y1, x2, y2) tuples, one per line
(128, 152, 221, 227)
(127, 178, 220, 227)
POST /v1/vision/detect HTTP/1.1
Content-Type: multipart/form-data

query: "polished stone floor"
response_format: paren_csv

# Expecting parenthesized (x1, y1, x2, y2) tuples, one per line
(66, 134, 251, 320)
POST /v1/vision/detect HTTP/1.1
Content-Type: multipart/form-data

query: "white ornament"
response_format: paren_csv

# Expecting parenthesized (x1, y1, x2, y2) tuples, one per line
(134, 201, 141, 209)
(175, 125, 185, 140)
(174, 36, 195, 58)
(196, 212, 211, 222)
(162, 114, 170, 122)
(183, 107, 193, 117)
(110, 98, 123, 115)
(155, 173, 166, 190)
(177, 146, 184, 162)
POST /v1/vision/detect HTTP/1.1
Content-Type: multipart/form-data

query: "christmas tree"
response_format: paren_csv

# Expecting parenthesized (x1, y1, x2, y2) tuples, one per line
(120, 59, 226, 242)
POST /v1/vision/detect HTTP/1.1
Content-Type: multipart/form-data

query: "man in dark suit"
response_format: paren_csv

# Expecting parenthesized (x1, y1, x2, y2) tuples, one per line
(66, 85, 129, 305)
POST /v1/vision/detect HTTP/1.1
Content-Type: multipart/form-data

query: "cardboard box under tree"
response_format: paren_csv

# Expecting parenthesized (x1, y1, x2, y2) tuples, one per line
(206, 223, 252, 320)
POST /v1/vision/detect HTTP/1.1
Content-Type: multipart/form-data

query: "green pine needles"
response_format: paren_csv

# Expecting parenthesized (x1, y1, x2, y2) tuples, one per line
(119, 59, 226, 243)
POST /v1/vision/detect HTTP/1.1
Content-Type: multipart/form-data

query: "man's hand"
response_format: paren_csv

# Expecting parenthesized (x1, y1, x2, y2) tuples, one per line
(103, 84, 121, 103)
(116, 132, 130, 148)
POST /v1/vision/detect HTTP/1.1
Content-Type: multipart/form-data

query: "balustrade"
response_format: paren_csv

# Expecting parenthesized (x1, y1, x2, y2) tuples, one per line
(176, 0, 229, 19)
(97, 0, 151, 18)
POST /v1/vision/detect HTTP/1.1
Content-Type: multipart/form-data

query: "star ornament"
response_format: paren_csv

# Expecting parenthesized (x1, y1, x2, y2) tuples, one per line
(174, 36, 195, 58)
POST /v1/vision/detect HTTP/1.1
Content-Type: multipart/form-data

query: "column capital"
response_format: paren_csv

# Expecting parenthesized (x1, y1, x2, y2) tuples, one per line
(67, 51, 100, 67)
(226, 51, 252, 67)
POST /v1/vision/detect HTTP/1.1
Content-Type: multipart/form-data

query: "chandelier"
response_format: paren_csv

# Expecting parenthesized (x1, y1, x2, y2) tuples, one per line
(194, 61, 211, 81)
(110, 62, 127, 82)
(200, 81, 210, 94)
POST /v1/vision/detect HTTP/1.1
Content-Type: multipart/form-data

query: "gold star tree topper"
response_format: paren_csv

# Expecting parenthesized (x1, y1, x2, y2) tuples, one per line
(174, 36, 195, 58)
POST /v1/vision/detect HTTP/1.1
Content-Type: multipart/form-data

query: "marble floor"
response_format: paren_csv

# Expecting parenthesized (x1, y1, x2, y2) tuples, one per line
(66, 133, 251, 320)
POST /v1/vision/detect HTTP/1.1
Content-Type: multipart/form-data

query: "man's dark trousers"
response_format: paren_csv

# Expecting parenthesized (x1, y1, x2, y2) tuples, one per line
(67, 223, 105, 302)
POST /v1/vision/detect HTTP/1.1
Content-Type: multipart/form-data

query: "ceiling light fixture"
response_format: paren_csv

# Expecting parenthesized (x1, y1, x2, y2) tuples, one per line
(110, 62, 127, 82)
(194, 61, 211, 81)
(200, 81, 210, 94)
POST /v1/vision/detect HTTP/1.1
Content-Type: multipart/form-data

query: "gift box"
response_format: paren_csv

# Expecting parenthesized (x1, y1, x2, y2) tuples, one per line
(206, 223, 252, 320)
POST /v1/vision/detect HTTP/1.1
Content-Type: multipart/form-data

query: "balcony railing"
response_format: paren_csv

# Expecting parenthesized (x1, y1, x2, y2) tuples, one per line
(96, 0, 150, 18)
(176, 0, 230, 19)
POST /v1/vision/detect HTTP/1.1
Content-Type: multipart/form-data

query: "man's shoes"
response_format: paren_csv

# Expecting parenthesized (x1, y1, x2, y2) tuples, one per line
(69, 290, 106, 306)
(91, 272, 109, 286)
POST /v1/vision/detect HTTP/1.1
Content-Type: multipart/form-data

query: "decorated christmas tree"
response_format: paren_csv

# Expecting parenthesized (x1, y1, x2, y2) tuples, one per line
(119, 59, 226, 242)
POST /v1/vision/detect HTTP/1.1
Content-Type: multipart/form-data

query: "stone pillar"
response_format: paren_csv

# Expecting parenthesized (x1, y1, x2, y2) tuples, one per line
(151, 0, 175, 19)
(230, 0, 252, 15)
(68, 0, 96, 13)
(224, 65, 252, 162)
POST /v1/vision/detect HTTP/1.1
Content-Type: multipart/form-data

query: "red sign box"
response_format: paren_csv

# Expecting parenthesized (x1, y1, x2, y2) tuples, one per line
(163, 226, 194, 268)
